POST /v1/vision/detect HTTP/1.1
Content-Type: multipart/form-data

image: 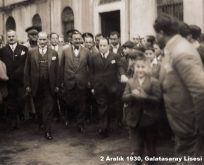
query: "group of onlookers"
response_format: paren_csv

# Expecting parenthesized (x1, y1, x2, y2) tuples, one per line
(0, 14, 204, 165)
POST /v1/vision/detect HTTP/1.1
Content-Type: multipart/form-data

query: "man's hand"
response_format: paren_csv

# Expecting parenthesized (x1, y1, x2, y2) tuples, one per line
(121, 75, 128, 83)
(26, 87, 31, 93)
(132, 89, 140, 96)
(55, 87, 59, 93)
(91, 89, 95, 94)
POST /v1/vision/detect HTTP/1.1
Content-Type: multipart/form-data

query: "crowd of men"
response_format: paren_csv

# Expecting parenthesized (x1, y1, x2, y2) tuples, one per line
(0, 14, 204, 165)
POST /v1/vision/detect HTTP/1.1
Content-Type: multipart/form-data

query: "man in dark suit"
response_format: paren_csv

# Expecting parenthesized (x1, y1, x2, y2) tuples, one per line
(60, 30, 90, 133)
(23, 26, 40, 49)
(109, 31, 123, 55)
(24, 32, 59, 140)
(90, 37, 120, 138)
(0, 30, 28, 129)
(109, 31, 125, 127)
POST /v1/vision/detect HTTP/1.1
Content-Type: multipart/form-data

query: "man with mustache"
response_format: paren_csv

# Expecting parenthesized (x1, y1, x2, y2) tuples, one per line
(0, 30, 28, 129)
(60, 30, 90, 133)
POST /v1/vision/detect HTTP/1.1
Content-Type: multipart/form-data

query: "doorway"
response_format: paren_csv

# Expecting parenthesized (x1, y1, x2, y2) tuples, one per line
(100, 10, 120, 38)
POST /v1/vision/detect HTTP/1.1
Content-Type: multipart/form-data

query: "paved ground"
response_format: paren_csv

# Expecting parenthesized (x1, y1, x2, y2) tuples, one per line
(0, 120, 174, 165)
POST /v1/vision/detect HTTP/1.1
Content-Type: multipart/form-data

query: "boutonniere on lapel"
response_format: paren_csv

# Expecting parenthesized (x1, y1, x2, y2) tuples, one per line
(111, 60, 116, 64)
(52, 56, 57, 61)
(21, 50, 25, 56)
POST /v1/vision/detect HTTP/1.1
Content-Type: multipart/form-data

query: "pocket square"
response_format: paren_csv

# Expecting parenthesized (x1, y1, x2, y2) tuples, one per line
(21, 50, 25, 56)
(111, 60, 116, 64)
(52, 56, 57, 60)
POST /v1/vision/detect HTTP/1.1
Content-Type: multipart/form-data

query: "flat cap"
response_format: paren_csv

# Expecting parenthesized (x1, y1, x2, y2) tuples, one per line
(25, 26, 41, 34)
(122, 41, 135, 48)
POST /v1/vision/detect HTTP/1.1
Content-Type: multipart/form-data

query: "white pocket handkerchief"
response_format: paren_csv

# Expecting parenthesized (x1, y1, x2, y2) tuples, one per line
(111, 60, 116, 64)
(21, 50, 25, 56)
(52, 56, 56, 60)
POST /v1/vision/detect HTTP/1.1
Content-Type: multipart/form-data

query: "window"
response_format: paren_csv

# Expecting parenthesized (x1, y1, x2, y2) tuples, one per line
(61, 7, 74, 42)
(99, 0, 120, 5)
(32, 14, 42, 31)
(6, 16, 16, 31)
(157, 0, 183, 21)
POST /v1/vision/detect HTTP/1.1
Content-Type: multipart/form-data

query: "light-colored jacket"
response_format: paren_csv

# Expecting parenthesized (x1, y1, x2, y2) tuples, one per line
(159, 35, 204, 135)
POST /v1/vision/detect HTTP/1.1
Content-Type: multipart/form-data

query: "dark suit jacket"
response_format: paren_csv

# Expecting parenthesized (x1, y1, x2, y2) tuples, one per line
(0, 43, 28, 85)
(123, 76, 161, 127)
(90, 51, 120, 95)
(109, 45, 123, 57)
(24, 47, 59, 96)
(60, 46, 90, 90)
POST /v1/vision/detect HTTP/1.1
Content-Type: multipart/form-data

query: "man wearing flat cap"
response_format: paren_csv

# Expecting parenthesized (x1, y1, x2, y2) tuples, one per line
(24, 26, 40, 49)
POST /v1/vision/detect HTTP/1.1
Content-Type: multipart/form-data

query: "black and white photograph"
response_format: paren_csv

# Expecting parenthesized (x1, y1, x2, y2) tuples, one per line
(0, 0, 204, 164)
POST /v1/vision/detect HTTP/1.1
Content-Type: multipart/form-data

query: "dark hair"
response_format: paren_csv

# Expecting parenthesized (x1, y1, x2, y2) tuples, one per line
(71, 30, 82, 38)
(189, 25, 201, 40)
(146, 35, 155, 44)
(99, 37, 109, 45)
(95, 33, 103, 39)
(200, 33, 204, 42)
(154, 14, 179, 36)
(110, 31, 120, 38)
(50, 32, 59, 38)
(179, 22, 190, 38)
(82, 32, 94, 40)
(144, 45, 155, 52)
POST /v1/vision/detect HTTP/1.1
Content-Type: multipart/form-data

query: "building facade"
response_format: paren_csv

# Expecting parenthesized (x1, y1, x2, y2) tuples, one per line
(0, 0, 203, 43)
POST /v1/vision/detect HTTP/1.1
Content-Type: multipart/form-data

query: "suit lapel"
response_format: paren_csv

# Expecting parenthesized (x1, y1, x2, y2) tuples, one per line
(104, 52, 113, 69)
(6, 45, 14, 59)
(34, 48, 40, 69)
(47, 48, 52, 69)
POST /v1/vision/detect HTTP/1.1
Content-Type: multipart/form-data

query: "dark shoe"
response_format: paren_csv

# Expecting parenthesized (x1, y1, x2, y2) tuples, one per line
(65, 121, 71, 128)
(45, 131, 53, 140)
(77, 125, 85, 134)
(98, 128, 109, 138)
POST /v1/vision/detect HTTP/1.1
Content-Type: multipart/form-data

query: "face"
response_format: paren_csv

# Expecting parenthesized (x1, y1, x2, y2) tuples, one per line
(38, 32, 48, 48)
(84, 37, 94, 50)
(110, 34, 120, 46)
(99, 39, 109, 54)
(7, 31, 17, 45)
(134, 60, 147, 78)
(59, 37, 64, 46)
(72, 33, 82, 48)
(155, 31, 166, 49)
(28, 32, 38, 42)
(123, 47, 132, 56)
(95, 35, 103, 47)
(144, 50, 155, 62)
(50, 33, 59, 46)
(153, 43, 161, 57)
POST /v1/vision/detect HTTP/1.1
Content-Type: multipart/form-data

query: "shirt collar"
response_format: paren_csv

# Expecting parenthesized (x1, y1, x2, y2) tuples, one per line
(101, 50, 109, 58)
(112, 44, 120, 49)
(9, 42, 17, 49)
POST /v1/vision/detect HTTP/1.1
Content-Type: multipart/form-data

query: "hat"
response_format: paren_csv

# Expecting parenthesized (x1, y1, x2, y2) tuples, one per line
(25, 26, 40, 34)
(128, 50, 144, 59)
(66, 29, 81, 35)
(122, 41, 134, 48)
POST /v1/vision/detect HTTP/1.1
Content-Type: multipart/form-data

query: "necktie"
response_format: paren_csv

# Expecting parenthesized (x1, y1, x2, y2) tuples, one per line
(11, 45, 15, 52)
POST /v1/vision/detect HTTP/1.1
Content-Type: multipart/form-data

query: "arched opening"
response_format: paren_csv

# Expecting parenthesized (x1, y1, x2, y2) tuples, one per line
(61, 7, 74, 42)
(6, 16, 16, 31)
(32, 14, 42, 31)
